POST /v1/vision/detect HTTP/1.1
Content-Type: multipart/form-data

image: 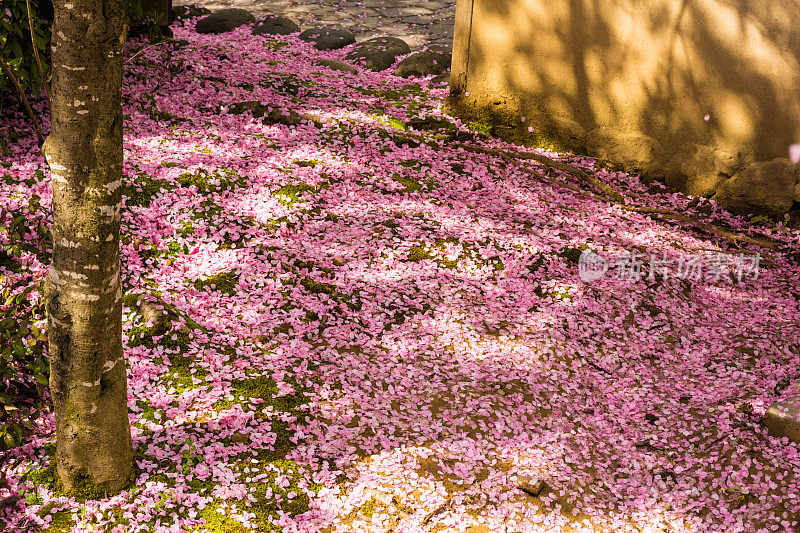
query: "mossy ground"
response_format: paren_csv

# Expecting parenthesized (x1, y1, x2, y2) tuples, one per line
(273, 183, 317, 206)
(193, 270, 241, 295)
(177, 168, 245, 194)
(195, 457, 323, 533)
(21, 284, 320, 531)
(443, 96, 573, 153)
(10, 53, 521, 533)
(405, 236, 505, 272)
(123, 172, 179, 207)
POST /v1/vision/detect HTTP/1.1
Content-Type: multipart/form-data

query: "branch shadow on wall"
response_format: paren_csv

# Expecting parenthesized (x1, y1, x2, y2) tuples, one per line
(461, 0, 800, 168)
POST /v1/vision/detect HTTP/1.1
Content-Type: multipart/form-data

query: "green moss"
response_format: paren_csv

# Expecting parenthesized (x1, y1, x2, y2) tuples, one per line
(0, 248, 23, 273)
(300, 277, 336, 295)
(141, 98, 186, 125)
(273, 184, 316, 206)
(211, 398, 234, 411)
(121, 292, 142, 310)
(407, 244, 434, 262)
(25, 454, 55, 490)
(123, 173, 178, 207)
(360, 498, 377, 517)
(167, 364, 207, 393)
(406, 116, 460, 135)
(190, 201, 225, 222)
(128, 324, 158, 348)
(231, 375, 278, 399)
(178, 221, 195, 238)
(266, 74, 318, 97)
(559, 245, 588, 265)
(232, 375, 306, 413)
(405, 238, 504, 272)
(177, 169, 212, 191)
(444, 97, 572, 152)
(392, 174, 424, 193)
(263, 41, 289, 52)
(534, 284, 574, 301)
(298, 277, 361, 311)
(292, 259, 332, 276)
(197, 504, 255, 532)
(196, 456, 321, 532)
(40, 507, 73, 532)
(163, 331, 192, 353)
(293, 159, 321, 168)
(211, 374, 309, 464)
(139, 405, 158, 422)
(466, 120, 493, 136)
(398, 159, 428, 168)
(750, 214, 777, 225)
(491, 257, 506, 272)
(377, 116, 406, 130)
(527, 255, 547, 274)
(193, 270, 240, 295)
(62, 472, 118, 501)
(177, 168, 242, 194)
(166, 240, 187, 257)
(365, 83, 425, 102)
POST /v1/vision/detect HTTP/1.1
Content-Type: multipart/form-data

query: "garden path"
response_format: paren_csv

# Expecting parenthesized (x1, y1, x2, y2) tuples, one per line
(174, 0, 457, 48)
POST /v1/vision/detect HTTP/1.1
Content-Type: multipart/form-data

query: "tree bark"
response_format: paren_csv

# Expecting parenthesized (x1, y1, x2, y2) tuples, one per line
(42, 0, 133, 494)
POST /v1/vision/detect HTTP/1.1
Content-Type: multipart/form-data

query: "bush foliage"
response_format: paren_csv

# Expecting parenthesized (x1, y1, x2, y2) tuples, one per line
(0, 0, 51, 104)
(0, 0, 165, 108)
(0, 189, 51, 451)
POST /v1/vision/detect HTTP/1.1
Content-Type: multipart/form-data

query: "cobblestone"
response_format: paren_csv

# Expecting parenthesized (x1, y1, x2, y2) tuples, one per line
(175, 0, 456, 49)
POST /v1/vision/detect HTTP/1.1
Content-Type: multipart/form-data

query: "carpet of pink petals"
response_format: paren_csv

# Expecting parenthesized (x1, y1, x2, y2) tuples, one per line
(2, 14, 800, 533)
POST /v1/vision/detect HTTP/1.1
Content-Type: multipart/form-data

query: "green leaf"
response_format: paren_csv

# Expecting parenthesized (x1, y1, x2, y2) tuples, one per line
(11, 40, 22, 59)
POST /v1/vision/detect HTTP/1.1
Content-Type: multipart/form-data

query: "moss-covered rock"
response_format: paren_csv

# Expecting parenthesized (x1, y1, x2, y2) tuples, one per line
(123, 173, 178, 207)
(193, 270, 241, 295)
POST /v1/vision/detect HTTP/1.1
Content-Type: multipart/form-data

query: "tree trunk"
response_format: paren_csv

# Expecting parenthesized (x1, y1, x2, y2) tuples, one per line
(42, 0, 133, 494)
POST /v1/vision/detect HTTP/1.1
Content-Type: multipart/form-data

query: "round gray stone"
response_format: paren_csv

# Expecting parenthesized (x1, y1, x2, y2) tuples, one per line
(764, 395, 800, 444)
(430, 72, 450, 86)
(345, 36, 411, 71)
(195, 8, 255, 34)
(315, 58, 359, 74)
(172, 5, 211, 21)
(299, 27, 357, 50)
(394, 47, 452, 77)
(252, 15, 300, 36)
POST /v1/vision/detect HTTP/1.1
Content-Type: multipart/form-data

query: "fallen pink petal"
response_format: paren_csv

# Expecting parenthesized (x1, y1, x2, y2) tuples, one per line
(1, 4, 800, 533)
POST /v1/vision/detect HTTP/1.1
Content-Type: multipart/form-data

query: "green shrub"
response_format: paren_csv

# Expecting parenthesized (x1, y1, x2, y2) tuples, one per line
(0, 0, 51, 105)
(0, 0, 165, 112)
(0, 277, 48, 451)
(0, 194, 51, 450)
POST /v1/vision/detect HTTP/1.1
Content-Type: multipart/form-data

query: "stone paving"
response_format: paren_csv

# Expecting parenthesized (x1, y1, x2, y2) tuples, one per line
(174, 0, 456, 49)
